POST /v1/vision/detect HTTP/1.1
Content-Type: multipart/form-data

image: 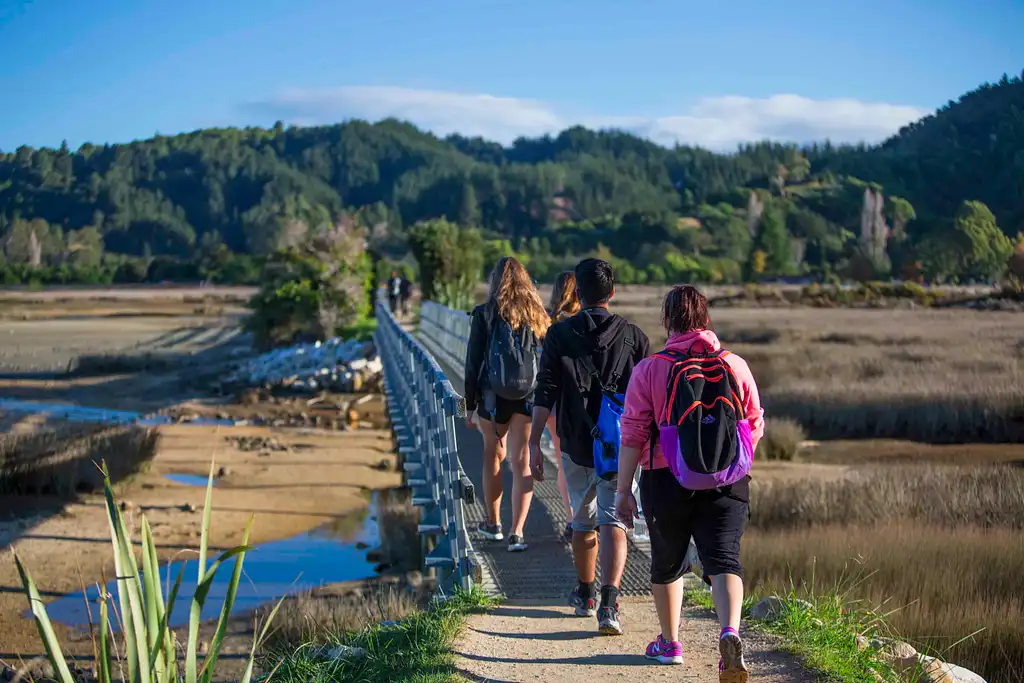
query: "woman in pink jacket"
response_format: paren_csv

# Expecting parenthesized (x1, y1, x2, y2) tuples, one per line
(614, 285, 763, 683)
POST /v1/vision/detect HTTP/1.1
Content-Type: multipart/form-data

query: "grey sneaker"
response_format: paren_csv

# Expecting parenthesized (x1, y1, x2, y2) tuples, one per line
(507, 534, 528, 552)
(478, 522, 503, 541)
(597, 603, 623, 635)
(718, 632, 749, 683)
(568, 584, 596, 617)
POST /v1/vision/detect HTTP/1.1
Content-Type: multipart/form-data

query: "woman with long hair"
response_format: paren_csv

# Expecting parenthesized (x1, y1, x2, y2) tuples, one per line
(464, 256, 549, 552)
(614, 285, 763, 681)
(546, 270, 579, 540)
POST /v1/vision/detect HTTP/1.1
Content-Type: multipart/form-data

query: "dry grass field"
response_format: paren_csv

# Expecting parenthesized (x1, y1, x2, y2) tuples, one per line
(605, 293, 1024, 682)
(617, 304, 1024, 443)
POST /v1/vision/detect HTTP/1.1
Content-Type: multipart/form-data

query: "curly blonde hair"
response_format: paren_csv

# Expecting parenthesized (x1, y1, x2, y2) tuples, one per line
(548, 270, 580, 322)
(487, 256, 550, 339)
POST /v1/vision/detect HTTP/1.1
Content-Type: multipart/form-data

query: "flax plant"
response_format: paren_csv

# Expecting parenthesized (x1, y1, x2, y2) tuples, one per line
(13, 461, 282, 683)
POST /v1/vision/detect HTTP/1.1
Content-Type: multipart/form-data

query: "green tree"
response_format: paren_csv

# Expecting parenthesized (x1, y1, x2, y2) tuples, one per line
(887, 196, 916, 237)
(1007, 233, 1024, 287)
(66, 227, 104, 268)
(408, 218, 485, 310)
(697, 203, 751, 263)
(749, 205, 794, 277)
(247, 215, 371, 349)
(458, 182, 481, 227)
(951, 200, 1013, 281)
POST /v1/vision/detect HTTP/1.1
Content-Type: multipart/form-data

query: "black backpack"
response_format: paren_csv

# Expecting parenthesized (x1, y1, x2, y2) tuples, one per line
(487, 318, 539, 401)
(653, 347, 753, 490)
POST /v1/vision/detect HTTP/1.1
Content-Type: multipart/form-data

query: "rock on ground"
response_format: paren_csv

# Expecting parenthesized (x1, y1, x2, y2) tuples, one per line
(749, 596, 812, 623)
(918, 657, 988, 683)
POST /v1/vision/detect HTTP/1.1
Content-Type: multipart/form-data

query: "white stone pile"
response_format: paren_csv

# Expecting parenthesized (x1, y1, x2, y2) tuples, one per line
(221, 338, 383, 393)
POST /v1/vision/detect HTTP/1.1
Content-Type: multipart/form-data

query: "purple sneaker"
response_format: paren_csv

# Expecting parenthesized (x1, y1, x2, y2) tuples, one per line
(718, 630, 749, 683)
(645, 634, 683, 665)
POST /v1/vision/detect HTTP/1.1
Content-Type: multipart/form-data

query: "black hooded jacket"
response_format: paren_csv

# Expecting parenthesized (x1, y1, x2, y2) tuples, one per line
(534, 308, 650, 467)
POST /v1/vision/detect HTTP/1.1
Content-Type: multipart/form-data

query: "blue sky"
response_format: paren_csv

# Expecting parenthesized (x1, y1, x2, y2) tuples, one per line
(1, 0, 1022, 151)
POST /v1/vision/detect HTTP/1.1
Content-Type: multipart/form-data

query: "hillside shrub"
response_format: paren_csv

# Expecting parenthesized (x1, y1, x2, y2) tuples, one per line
(248, 216, 372, 349)
(408, 218, 484, 310)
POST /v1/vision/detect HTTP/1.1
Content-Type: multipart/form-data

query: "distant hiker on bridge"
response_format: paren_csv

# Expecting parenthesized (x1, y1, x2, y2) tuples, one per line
(464, 256, 549, 553)
(399, 274, 414, 317)
(614, 284, 763, 682)
(529, 258, 651, 636)
(387, 271, 402, 315)
(546, 270, 581, 541)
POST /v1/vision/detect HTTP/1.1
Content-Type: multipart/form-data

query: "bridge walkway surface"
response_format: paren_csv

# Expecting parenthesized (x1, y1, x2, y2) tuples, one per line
(413, 321, 813, 682)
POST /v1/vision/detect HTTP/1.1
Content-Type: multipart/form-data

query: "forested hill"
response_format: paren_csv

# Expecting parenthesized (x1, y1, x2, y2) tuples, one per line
(0, 71, 1021, 286)
(822, 72, 1024, 231)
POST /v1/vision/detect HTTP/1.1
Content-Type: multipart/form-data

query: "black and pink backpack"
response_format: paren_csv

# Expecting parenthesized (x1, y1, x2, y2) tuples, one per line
(652, 346, 754, 490)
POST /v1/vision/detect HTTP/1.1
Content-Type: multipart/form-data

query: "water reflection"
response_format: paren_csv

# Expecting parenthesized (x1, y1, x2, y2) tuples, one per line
(40, 498, 380, 629)
(164, 473, 217, 487)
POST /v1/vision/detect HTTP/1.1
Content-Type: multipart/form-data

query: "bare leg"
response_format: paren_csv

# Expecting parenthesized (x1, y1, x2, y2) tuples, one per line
(572, 531, 598, 584)
(506, 414, 533, 537)
(546, 413, 573, 518)
(598, 524, 627, 589)
(652, 579, 685, 642)
(477, 417, 508, 526)
(711, 573, 744, 631)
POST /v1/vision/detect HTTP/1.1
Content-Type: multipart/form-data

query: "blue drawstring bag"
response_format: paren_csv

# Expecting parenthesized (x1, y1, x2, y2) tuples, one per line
(592, 391, 626, 480)
(573, 330, 635, 481)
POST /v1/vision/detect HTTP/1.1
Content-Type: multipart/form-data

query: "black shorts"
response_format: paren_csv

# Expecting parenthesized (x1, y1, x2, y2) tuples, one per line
(476, 396, 531, 425)
(639, 467, 749, 585)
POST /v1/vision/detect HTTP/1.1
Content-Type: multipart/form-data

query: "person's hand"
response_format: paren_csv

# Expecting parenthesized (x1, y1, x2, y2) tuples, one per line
(464, 413, 475, 430)
(614, 489, 638, 529)
(529, 440, 545, 482)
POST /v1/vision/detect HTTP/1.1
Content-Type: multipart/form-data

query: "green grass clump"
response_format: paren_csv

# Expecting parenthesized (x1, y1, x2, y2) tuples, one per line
(270, 588, 496, 683)
(688, 587, 899, 683)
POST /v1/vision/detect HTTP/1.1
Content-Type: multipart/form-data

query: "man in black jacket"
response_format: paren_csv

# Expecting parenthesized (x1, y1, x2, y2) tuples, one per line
(529, 258, 650, 636)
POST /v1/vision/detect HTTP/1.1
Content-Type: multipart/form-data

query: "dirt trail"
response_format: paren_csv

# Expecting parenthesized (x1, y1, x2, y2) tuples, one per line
(454, 598, 816, 683)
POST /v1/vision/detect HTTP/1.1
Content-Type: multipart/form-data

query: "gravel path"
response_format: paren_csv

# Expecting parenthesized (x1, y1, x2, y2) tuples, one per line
(454, 598, 817, 683)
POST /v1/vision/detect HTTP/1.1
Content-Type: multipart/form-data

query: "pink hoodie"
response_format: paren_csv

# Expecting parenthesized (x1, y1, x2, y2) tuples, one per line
(620, 329, 765, 470)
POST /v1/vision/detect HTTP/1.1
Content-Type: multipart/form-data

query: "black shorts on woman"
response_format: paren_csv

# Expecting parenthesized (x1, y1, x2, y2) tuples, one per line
(476, 395, 531, 424)
(639, 467, 749, 585)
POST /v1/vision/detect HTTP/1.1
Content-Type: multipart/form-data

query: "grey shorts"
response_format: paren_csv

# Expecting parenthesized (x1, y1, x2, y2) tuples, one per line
(561, 453, 627, 532)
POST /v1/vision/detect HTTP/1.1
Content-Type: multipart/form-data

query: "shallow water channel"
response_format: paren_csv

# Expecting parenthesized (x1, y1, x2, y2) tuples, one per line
(0, 398, 233, 426)
(40, 489, 382, 629)
(164, 472, 217, 487)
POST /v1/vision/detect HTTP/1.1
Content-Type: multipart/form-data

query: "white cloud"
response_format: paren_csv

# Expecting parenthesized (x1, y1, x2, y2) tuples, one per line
(246, 86, 926, 150)
(249, 86, 561, 142)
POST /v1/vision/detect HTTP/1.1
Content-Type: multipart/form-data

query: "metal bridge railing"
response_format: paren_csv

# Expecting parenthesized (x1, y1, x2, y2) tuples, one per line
(373, 299, 479, 591)
(418, 301, 470, 376)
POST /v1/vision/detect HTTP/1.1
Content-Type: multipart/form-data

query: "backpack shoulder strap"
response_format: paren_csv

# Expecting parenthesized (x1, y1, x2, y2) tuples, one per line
(608, 327, 635, 389)
(653, 348, 688, 363)
(578, 325, 635, 393)
(566, 358, 602, 440)
(576, 352, 602, 384)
